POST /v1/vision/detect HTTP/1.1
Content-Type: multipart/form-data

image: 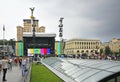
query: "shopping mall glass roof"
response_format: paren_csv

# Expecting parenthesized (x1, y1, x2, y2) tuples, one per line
(42, 57, 120, 82)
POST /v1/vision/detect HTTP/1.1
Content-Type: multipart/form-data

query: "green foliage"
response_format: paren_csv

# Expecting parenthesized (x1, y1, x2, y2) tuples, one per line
(0, 40, 7, 45)
(110, 51, 113, 55)
(113, 52, 120, 55)
(100, 48, 103, 54)
(0, 39, 15, 45)
(30, 63, 63, 82)
(105, 46, 111, 56)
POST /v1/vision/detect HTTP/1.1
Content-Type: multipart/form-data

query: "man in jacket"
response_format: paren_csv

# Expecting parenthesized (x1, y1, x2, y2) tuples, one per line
(1, 56, 8, 81)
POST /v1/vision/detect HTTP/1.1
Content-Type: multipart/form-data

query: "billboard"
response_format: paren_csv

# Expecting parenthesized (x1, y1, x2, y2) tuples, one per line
(16, 42, 24, 56)
(58, 41, 62, 56)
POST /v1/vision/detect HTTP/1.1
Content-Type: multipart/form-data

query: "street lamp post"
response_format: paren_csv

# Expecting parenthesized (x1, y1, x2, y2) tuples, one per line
(3, 25, 5, 55)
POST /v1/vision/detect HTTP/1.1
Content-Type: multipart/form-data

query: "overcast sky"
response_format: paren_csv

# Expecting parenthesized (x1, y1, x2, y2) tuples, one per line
(0, 0, 120, 42)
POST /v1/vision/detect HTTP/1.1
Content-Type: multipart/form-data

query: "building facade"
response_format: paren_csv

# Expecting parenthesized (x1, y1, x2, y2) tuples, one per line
(100, 38, 120, 54)
(17, 19, 45, 41)
(17, 26, 23, 41)
(64, 39, 100, 55)
(109, 38, 120, 53)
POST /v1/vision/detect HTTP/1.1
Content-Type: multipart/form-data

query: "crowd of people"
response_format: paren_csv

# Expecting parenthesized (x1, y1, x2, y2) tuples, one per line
(62, 53, 120, 61)
(0, 56, 33, 81)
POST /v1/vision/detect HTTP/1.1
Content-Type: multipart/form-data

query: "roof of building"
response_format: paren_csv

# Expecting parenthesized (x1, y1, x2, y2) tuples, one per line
(42, 57, 120, 82)
(66, 38, 100, 42)
(23, 32, 56, 37)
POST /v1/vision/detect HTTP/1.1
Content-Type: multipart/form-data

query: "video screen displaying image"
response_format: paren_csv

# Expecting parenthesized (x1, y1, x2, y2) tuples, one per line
(34, 48, 40, 54)
(47, 48, 50, 54)
(28, 53, 34, 56)
(16, 42, 24, 56)
(27, 49, 34, 56)
(27, 48, 50, 56)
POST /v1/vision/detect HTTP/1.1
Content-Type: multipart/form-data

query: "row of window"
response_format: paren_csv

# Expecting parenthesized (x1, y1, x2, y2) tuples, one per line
(66, 46, 98, 49)
(23, 28, 44, 32)
(65, 50, 96, 54)
(67, 42, 99, 45)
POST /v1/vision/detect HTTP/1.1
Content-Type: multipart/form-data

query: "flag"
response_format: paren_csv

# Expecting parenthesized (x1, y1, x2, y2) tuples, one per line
(3, 25, 5, 31)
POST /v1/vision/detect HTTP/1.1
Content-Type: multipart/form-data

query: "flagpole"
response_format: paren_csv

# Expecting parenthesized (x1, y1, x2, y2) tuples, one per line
(3, 25, 5, 55)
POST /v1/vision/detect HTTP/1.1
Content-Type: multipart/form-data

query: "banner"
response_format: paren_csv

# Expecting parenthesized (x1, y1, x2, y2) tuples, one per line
(58, 41, 61, 55)
(16, 42, 24, 56)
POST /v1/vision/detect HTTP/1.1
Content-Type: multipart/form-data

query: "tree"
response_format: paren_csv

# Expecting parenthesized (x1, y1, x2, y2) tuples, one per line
(100, 48, 103, 55)
(105, 46, 111, 56)
(0, 39, 8, 45)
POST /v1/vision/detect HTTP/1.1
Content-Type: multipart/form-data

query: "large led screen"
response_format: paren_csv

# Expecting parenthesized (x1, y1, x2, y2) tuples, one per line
(27, 48, 50, 56)
(16, 42, 24, 56)
(27, 49, 34, 56)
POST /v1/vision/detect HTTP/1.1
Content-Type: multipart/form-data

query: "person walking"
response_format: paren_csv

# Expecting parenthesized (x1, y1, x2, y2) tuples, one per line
(21, 57, 27, 76)
(1, 56, 9, 81)
(19, 57, 22, 68)
(8, 57, 13, 70)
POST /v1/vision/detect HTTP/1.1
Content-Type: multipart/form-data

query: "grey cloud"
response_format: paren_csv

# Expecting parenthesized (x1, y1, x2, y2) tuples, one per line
(35, 0, 120, 42)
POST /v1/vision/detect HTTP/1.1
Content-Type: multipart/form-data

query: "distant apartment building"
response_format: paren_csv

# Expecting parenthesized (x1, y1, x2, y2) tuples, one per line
(64, 38, 100, 55)
(109, 38, 120, 53)
(100, 38, 120, 54)
(17, 19, 45, 41)
(17, 26, 23, 41)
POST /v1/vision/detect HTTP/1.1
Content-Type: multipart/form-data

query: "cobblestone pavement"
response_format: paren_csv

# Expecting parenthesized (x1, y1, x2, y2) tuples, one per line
(0, 65, 22, 82)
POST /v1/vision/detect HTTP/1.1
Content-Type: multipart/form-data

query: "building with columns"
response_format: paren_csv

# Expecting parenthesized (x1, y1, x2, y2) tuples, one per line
(64, 38, 101, 56)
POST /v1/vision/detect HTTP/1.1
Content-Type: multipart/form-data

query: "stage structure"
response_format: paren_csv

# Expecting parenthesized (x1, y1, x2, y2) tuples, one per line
(23, 32, 56, 56)
(23, 7, 56, 56)
(16, 7, 56, 56)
